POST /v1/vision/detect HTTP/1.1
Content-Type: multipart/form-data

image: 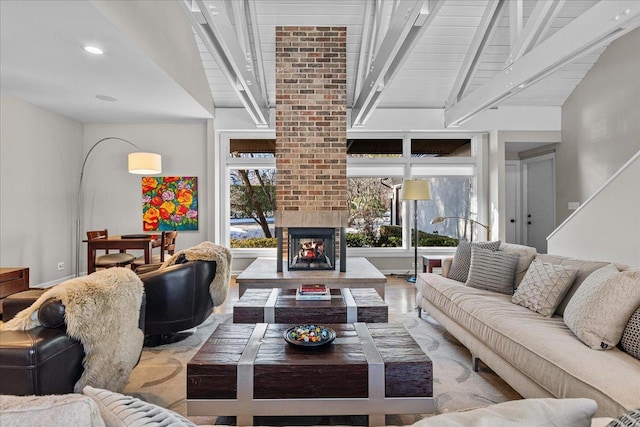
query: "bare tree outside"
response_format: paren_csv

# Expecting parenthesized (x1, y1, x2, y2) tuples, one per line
(347, 177, 393, 242)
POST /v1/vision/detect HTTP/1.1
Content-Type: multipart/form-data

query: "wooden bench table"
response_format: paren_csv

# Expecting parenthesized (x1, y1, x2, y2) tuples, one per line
(187, 322, 433, 426)
(233, 288, 388, 324)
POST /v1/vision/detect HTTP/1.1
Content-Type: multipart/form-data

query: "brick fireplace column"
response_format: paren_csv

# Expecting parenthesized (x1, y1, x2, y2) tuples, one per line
(275, 26, 349, 271)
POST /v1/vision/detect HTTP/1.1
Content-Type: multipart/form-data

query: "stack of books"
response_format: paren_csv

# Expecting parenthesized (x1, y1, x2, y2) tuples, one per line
(296, 284, 331, 300)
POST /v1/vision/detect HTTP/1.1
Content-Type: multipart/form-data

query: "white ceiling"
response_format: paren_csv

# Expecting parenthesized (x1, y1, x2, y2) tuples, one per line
(0, 0, 211, 123)
(1, 0, 639, 126)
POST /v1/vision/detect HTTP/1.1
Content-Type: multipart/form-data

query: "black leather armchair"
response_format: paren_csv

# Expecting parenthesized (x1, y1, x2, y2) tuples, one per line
(138, 260, 216, 346)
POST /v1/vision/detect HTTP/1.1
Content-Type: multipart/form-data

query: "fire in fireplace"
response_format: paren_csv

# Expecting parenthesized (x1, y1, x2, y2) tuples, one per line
(287, 228, 335, 270)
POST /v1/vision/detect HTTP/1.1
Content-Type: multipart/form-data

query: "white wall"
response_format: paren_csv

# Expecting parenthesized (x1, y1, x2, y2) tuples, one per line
(81, 123, 209, 273)
(558, 28, 640, 224)
(548, 152, 640, 268)
(91, 0, 214, 117)
(0, 94, 83, 285)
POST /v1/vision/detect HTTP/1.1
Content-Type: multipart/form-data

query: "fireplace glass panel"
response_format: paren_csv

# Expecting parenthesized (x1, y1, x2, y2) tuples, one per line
(288, 228, 336, 270)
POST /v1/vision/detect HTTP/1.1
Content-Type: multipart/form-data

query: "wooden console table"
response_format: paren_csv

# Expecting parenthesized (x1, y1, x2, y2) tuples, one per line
(235, 257, 387, 298)
(0, 267, 29, 315)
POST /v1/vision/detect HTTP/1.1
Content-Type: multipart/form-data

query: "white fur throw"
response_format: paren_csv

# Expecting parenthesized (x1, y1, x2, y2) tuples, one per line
(1, 268, 144, 393)
(160, 241, 231, 306)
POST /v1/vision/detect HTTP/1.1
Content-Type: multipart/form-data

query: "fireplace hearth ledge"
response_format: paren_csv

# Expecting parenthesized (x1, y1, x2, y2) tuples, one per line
(275, 211, 349, 228)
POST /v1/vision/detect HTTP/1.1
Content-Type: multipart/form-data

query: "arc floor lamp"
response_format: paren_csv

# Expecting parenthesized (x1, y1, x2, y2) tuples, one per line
(75, 137, 162, 277)
(401, 179, 432, 283)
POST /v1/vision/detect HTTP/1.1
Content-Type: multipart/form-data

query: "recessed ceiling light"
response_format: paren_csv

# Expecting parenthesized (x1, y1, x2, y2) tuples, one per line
(95, 94, 117, 102)
(83, 45, 103, 55)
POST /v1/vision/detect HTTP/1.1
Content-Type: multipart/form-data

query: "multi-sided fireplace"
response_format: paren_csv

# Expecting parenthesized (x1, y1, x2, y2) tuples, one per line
(287, 228, 335, 270)
(276, 227, 346, 272)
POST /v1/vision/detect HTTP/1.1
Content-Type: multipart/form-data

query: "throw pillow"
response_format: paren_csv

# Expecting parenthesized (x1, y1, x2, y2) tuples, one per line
(447, 240, 501, 282)
(512, 260, 579, 317)
(499, 243, 537, 287)
(620, 306, 640, 360)
(0, 394, 104, 427)
(606, 408, 640, 427)
(465, 247, 519, 295)
(410, 398, 596, 427)
(563, 264, 640, 350)
(82, 386, 196, 427)
(536, 254, 611, 317)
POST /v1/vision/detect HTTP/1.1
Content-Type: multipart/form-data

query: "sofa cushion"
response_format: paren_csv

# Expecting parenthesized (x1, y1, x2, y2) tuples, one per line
(512, 260, 578, 317)
(536, 254, 612, 316)
(82, 385, 195, 427)
(620, 306, 640, 360)
(415, 274, 640, 416)
(499, 243, 537, 287)
(448, 241, 501, 282)
(563, 264, 640, 350)
(0, 393, 105, 427)
(466, 247, 518, 295)
(410, 398, 596, 427)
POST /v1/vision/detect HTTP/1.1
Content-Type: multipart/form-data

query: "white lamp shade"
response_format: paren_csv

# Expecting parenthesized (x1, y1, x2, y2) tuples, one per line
(401, 179, 431, 200)
(128, 152, 162, 175)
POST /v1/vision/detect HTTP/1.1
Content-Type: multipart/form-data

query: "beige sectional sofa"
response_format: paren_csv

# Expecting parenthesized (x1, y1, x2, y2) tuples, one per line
(415, 243, 640, 418)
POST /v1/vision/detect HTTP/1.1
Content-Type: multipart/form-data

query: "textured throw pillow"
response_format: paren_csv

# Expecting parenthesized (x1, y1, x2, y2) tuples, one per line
(512, 260, 579, 317)
(83, 386, 196, 427)
(620, 306, 640, 360)
(0, 394, 104, 427)
(410, 398, 596, 427)
(536, 254, 612, 317)
(465, 247, 519, 295)
(563, 264, 640, 350)
(606, 408, 640, 427)
(447, 240, 501, 282)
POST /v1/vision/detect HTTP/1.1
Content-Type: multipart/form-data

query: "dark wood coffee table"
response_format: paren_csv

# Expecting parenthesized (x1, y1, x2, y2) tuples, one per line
(187, 322, 433, 426)
(233, 288, 388, 324)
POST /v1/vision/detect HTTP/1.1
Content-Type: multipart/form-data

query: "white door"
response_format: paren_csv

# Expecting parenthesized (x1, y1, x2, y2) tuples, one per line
(505, 162, 521, 244)
(523, 154, 556, 254)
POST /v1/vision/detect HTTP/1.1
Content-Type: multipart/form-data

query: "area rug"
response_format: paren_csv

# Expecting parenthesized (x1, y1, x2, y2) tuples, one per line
(123, 310, 520, 425)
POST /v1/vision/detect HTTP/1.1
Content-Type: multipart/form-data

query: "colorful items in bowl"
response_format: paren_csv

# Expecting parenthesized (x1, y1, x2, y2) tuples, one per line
(284, 324, 336, 348)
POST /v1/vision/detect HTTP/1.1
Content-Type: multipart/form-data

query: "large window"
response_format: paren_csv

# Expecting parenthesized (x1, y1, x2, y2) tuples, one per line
(228, 139, 276, 248)
(414, 176, 474, 244)
(222, 133, 481, 252)
(347, 176, 400, 247)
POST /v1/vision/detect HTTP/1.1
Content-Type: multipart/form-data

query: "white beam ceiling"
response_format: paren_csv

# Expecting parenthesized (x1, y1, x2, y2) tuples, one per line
(446, 0, 507, 108)
(351, 0, 444, 127)
(179, 0, 270, 127)
(445, 0, 640, 127)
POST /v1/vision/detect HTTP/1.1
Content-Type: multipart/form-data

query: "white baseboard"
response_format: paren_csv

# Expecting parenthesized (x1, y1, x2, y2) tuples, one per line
(30, 274, 76, 289)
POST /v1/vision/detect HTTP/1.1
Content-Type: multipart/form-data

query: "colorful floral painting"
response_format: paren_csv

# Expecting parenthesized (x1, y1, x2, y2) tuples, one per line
(142, 176, 198, 231)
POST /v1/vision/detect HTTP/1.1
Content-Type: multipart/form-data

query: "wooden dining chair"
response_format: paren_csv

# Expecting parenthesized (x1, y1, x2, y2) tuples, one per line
(131, 230, 178, 270)
(86, 229, 136, 269)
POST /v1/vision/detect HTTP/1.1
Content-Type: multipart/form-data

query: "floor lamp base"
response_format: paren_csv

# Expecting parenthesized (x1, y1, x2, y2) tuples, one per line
(406, 276, 417, 283)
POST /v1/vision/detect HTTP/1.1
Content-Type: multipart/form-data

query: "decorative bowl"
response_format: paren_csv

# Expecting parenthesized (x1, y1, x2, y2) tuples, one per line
(283, 324, 336, 348)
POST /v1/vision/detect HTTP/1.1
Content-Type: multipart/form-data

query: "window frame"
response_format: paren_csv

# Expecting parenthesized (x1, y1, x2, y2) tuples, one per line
(219, 130, 487, 260)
